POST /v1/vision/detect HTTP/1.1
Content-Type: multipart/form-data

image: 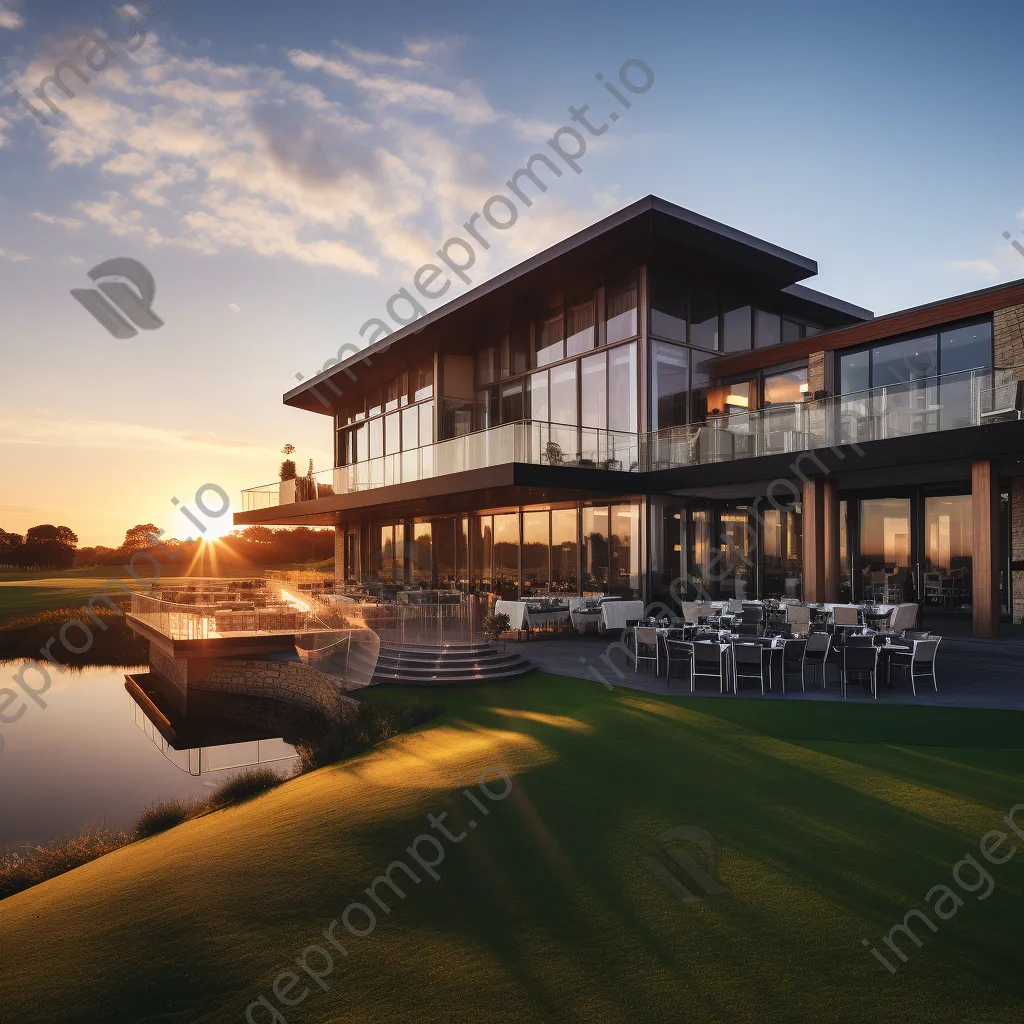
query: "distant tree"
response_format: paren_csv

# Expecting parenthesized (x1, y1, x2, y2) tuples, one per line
(121, 524, 161, 552)
(0, 529, 23, 564)
(241, 526, 275, 545)
(18, 524, 78, 568)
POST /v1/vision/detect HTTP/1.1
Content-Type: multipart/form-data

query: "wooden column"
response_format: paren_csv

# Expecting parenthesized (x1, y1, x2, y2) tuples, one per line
(802, 479, 826, 603)
(822, 479, 841, 603)
(972, 459, 1000, 638)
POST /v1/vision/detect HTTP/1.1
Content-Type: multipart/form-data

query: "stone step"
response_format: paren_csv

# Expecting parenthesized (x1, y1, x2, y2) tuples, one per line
(372, 640, 532, 686)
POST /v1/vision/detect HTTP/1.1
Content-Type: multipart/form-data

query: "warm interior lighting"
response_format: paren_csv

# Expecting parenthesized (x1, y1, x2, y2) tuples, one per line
(724, 394, 749, 408)
(799, 383, 809, 393)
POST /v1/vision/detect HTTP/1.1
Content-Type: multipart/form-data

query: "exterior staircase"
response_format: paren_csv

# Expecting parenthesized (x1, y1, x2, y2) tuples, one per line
(371, 641, 533, 685)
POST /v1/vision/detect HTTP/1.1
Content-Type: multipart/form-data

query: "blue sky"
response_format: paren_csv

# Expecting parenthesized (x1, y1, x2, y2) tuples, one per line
(2, 0, 1024, 545)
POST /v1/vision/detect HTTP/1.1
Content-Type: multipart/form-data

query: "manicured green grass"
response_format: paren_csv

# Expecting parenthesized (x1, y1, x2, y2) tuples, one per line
(1, 673, 1023, 1024)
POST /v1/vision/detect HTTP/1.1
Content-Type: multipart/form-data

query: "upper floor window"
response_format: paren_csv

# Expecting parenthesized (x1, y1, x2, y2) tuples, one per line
(536, 312, 565, 366)
(764, 366, 808, 405)
(650, 267, 687, 343)
(414, 362, 434, 401)
(754, 310, 782, 349)
(837, 320, 992, 395)
(606, 279, 638, 345)
(566, 298, 596, 356)
(689, 286, 720, 350)
(722, 301, 752, 352)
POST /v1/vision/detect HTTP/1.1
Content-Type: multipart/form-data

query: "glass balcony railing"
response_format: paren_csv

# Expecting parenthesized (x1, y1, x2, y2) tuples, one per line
(645, 365, 1021, 470)
(241, 366, 1022, 510)
(241, 421, 641, 511)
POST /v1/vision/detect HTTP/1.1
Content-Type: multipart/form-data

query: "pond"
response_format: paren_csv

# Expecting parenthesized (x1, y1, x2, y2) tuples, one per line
(0, 663, 300, 853)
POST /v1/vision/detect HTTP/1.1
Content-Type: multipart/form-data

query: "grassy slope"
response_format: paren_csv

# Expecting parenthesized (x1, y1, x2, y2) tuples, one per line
(1, 674, 1023, 1024)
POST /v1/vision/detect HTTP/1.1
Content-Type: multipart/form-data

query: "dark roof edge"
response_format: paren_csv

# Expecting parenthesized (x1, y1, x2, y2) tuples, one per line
(284, 195, 821, 404)
(780, 282, 873, 322)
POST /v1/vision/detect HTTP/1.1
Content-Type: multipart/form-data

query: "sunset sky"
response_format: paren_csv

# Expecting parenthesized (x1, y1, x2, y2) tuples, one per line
(3, 0, 1024, 546)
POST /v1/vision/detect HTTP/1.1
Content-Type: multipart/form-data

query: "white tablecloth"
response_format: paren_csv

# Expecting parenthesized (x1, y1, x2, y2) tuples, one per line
(599, 600, 646, 633)
(494, 600, 529, 631)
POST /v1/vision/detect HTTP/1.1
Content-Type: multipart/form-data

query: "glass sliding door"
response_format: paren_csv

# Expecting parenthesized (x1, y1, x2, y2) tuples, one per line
(521, 511, 550, 596)
(582, 507, 610, 593)
(859, 498, 913, 602)
(610, 505, 640, 598)
(551, 509, 579, 593)
(923, 495, 972, 609)
(718, 508, 754, 599)
(762, 508, 802, 599)
(493, 513, 520, 598)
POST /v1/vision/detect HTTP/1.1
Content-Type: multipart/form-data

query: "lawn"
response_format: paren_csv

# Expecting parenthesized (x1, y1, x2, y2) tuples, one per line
(1, 673, 1022, 1024)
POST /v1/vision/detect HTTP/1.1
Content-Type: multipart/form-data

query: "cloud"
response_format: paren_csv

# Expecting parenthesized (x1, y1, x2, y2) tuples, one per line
(0, 414, 280, 457)
(228, 302, 240, 313)
(0, 3, 23, 31)
(30, 211, 85, 230)
(946, 259, 1000, 279)
(0, 246, 30, 261)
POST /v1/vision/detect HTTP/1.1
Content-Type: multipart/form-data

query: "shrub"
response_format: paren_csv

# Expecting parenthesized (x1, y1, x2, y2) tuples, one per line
(208, 768, 282, 808)
(481, 612, 511, 641)
(0, 825, 131, 901)
(295, 699, 443, 773)
(133, 798, 195, 839)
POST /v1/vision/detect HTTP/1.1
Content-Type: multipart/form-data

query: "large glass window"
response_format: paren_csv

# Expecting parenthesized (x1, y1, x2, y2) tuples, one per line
(763, 507, 802, 599)
(608, 343, 637, 433)
(860, 498, 912, 600)
(401, 407, 419, 450)
(492, 513, 520, 598)
(528, 370, 549, 422)
(872, 335, 938, 386)
(839, 350, 870, 394)
(501, 381, 524, 423)
(431, 519, 455, 589)
(653, 342, 689, 429)
(581, 506, 609, 593)
(551, 509, 578, 593)
(722, 301, 752, 353)
(410, 522, 432, 584)
(940, 322, 993, 373)
(754, 309, 781, 349)
(609, 505, 640, 597)
(471, 516, 493, 592)
(368, 417, 383, 460)
(606, 279, 638, 344)
(536, 313, 564, 366)
(371, 523, 405, 583)
(521, 511, 550, 595)
(385, 411, 400, 455)
(566, 299, 596, 356)
(581, 352, 607, 429)
(718, 508, 755, 599)
(924, 495, 972, 608)
(650, 267, 687, 342)
(550, 361, 578, 425)
(764, 366, 808, 406)
(689, 286, 719, 350)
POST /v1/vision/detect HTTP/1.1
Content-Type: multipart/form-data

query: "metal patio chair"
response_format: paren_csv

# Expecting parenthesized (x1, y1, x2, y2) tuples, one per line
(633, 626, 660, 675)
(842, 635, 880, 699)
(887, 638, 941, 696)
(802, 631, 834, 690)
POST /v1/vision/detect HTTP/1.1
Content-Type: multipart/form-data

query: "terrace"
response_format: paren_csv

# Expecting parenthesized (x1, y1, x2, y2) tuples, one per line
(241, 364, 1022, 510)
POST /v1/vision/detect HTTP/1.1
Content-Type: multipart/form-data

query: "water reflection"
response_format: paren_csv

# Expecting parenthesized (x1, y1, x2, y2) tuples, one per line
(0, 664, 307, 853)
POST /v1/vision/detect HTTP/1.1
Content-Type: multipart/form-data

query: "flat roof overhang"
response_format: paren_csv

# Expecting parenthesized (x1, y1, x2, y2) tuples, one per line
(284, 196, 867, 416)
(126, 614, 301, 659)
(712, 276, 1024, 379)
(233, 463, 645, 527)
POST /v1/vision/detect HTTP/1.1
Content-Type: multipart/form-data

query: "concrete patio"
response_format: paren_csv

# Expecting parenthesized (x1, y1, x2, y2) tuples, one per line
(510, 634, 1024, 710)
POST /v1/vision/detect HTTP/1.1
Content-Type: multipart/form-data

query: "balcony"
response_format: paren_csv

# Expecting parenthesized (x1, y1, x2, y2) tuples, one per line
(241, 366, 1023, 511)
(242, 422, 641, 511)
(646, 365, 1021, 470)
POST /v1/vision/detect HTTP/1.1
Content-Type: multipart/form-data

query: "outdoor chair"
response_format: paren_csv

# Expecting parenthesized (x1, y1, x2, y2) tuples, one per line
(980, 368, 1023, 424)
(732, 641, 767, 695)
(889, 603, 920, 633)
(786, 605, 811, 636)
(887, 638, 940, 695)
(781, 638, 807, 691)
(693, 641, 728, 693)
(664, 639, 694, 689)
(633, 626, 660, 675)
(842, 635, 880, 698)
(832, 606, 861, 627)
(802, 632, 834, 690)
(680, 602, 707, 625)
(727, 598, 745, 614)
(901, 629, 932, 641)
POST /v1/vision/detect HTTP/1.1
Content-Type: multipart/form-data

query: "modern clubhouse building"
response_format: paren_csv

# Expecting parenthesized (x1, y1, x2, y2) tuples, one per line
(235, 196, 1024, 638)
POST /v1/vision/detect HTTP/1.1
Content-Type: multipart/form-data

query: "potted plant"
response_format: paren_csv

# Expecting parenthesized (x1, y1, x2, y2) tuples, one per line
(481, 611, 511, 649)
(279, 444, 297, 505)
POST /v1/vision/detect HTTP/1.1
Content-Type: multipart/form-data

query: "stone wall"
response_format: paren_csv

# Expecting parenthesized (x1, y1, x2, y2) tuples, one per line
(807, 351, 826, 396)
(191, 659, 359, 722)
(1012, 476, 1024, 623)
(335, 526, 345, 584)
(149, 642, 187, 713)
(994, 304, 1024, 378)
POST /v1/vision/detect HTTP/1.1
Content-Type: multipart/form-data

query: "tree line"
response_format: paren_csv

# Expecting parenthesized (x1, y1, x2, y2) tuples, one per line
(0, 524, 335, 570)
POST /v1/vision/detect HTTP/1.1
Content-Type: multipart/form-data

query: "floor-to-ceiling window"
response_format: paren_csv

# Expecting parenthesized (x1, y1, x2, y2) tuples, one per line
(923, 495, 973, 608)
(859, 498, 913, 602)
(370, 523, 405, 584)
(582, 507, 610, 593)
(762, 507, 802, 598)
(521, 512, 550, 596)
(493, 514, 520, 598)
(551, 509, 579, 593)
(610, 505, 641, 598)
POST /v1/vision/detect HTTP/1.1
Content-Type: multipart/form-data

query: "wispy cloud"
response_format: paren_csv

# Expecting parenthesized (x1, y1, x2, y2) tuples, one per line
(30, 211, 85, 230)
(0, 246, 30, 261)
(946, 258, 1000, 279)
(0, 414, 280, 457)
(0, 3, 23, 31)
